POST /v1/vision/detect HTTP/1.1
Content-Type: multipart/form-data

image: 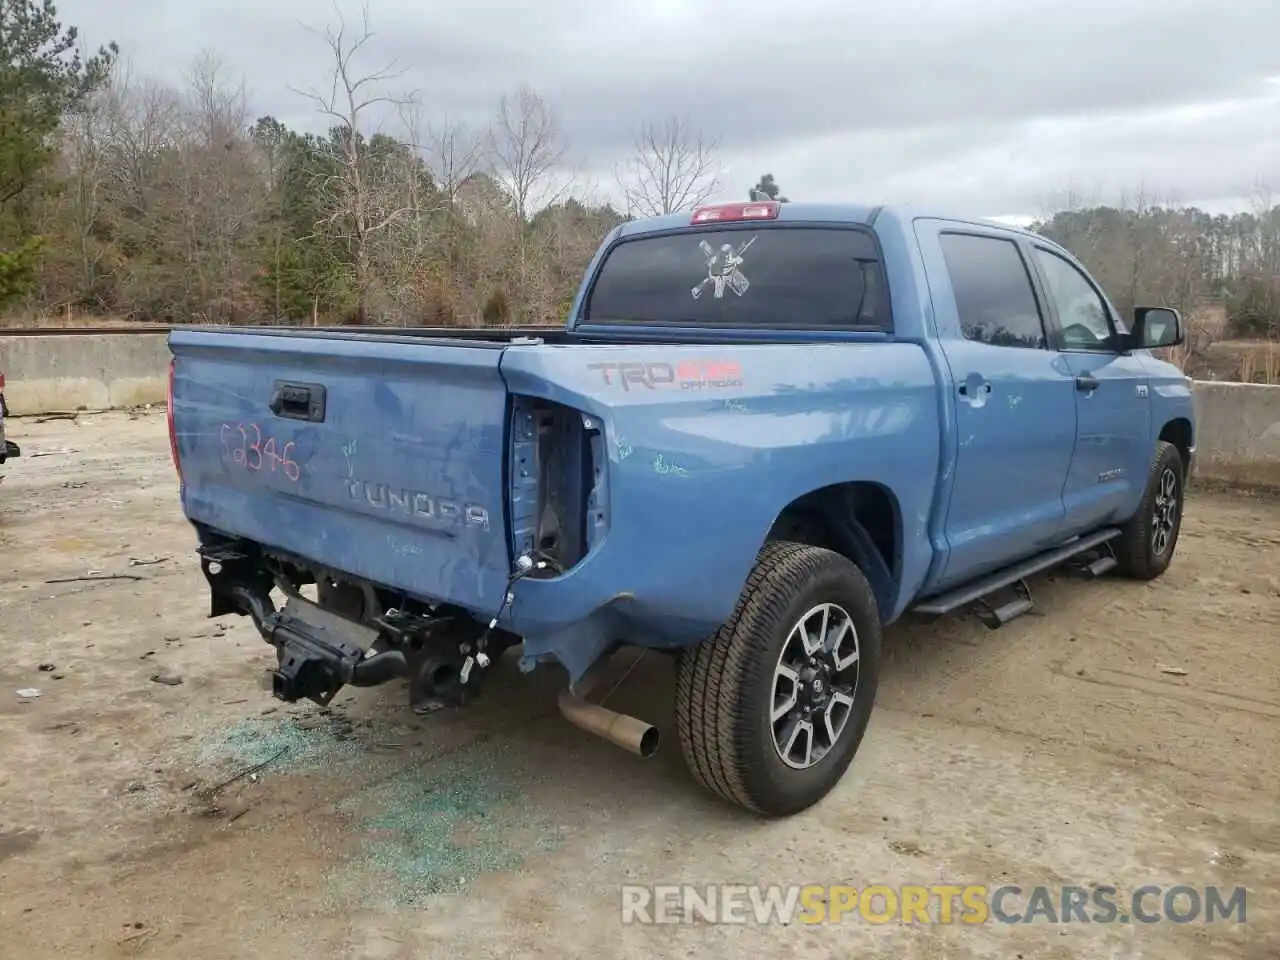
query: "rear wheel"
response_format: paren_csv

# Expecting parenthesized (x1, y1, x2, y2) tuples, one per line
(675, 541, 881, 817)
(1114, 440, 1185, 580)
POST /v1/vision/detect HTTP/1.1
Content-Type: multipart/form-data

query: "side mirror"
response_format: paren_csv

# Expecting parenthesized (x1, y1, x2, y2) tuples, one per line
(1131, 306, 1183, 349)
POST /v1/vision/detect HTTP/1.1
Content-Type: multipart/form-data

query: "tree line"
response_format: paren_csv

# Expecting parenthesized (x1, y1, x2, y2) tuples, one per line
(1, 1, 1277, 338)
(2, 3, 780, 326)
(1033, 192, 1280, 343)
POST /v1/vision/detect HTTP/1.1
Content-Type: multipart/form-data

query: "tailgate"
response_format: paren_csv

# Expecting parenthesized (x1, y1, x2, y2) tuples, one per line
(169, 329, 511, 616)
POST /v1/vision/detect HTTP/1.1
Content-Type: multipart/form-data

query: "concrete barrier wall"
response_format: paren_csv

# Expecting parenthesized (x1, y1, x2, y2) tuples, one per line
(0, 333, 170, 415)
(1190, 381, 1280, 488)
(2, 332, 1279, 487)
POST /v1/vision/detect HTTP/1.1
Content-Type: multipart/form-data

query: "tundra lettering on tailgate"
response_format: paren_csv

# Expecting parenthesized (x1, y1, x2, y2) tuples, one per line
(344, 478, 490, 530)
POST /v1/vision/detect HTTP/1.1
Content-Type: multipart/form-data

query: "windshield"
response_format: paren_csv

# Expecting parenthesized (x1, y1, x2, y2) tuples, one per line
(583, 226, 892, 331)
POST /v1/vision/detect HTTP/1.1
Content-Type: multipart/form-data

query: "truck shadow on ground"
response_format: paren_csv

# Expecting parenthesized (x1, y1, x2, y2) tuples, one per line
(167, 564, 1120, 907)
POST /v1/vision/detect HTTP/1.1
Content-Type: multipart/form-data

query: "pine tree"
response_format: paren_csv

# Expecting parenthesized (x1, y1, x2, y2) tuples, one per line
(748, 173, 789, 203)
(0, 0, 115, 305)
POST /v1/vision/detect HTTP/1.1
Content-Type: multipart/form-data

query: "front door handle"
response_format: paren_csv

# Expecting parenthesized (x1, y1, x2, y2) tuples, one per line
(1075, 375, 1099, 392)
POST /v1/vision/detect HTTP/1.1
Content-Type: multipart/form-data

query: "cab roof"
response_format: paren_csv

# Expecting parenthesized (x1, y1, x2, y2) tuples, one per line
(615, 201, 1040, 242)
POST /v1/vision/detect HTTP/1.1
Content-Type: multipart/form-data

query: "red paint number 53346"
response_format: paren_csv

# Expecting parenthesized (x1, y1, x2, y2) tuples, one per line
(220, 422, 300, 481)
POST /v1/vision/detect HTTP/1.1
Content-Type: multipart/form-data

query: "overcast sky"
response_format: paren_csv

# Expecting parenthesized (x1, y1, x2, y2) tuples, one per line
(61, 0, 1280, 221)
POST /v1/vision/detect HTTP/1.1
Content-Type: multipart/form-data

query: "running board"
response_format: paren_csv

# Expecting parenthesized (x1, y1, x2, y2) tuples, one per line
(912, 527, 1123, 623)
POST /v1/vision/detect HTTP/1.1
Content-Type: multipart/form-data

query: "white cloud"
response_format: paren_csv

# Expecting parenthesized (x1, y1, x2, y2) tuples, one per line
(59, 0, 1280, 216)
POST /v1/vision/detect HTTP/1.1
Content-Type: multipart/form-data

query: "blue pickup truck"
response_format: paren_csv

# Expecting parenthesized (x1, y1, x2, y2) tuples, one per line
(166, 200, 1195, 817)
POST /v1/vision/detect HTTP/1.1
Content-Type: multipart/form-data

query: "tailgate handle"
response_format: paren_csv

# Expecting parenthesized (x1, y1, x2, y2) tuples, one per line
(270, 381, 327, 422)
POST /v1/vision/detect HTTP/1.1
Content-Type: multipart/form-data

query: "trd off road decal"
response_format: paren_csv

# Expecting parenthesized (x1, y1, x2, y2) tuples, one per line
(586, 360, 743, 391)
(691, 236, 756, 300)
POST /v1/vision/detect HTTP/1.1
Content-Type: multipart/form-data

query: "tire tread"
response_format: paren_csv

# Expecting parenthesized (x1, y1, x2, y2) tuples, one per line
(675, 541, 879, 815)
(1114, 440, 1184, 580)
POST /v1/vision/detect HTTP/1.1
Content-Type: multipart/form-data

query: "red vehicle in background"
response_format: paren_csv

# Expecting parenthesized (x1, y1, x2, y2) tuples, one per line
(0, 370, 18, 463)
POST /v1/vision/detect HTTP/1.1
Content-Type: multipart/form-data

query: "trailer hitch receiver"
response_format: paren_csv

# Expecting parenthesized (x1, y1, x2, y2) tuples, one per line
(240, 591, 408, 706)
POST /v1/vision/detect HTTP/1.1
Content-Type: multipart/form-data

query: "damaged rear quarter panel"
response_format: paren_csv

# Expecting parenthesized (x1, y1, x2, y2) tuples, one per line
(497, 340, 940, 668)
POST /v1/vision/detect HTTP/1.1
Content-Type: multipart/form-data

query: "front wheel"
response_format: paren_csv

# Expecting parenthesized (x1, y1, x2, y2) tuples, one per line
(675, 541, 882, 817)
(1114, 440, 1186, 580)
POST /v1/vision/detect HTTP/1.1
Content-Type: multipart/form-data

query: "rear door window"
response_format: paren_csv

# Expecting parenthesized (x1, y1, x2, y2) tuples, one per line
(939, 232, 1048, 349)
(583, 227, 892, 331)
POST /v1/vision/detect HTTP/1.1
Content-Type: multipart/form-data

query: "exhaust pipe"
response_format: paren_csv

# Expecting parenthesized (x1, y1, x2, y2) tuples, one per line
(557, 691, 661, 758)
(557, 656, 660, 758)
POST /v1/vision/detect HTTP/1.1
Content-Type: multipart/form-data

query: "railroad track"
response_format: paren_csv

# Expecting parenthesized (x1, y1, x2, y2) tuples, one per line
(1, 323, 565, 337)
(0, 326, 176, 336)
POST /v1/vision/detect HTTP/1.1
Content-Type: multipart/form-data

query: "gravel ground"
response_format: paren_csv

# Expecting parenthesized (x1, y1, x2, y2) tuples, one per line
(1, 411, 1277, 960)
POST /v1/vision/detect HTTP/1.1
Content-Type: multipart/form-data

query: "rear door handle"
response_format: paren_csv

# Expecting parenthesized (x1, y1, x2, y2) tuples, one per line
(1075, 375, 1099, 392)
(269, 380, 327, 422)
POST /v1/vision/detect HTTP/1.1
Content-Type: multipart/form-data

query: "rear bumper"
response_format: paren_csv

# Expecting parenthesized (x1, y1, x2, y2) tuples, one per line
(194, 519, 724, 689)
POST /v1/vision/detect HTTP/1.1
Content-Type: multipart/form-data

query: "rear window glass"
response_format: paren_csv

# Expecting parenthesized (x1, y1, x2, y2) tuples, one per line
(583, 227, 891, 330)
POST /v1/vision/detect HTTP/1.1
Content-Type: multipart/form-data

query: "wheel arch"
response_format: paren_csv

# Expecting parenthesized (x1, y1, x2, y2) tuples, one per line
(1158, 417, 1193, 471)
(765, 481, 902, 621)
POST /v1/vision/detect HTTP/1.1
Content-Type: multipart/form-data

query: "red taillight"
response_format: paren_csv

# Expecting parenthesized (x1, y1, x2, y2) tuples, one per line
(691, 201, 780, 224)
(0, 371, 6, 390)
(166, 358, 181, 480)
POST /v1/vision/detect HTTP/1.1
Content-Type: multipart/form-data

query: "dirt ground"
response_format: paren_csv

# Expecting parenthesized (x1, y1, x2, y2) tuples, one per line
(1, 412, 1277, 960)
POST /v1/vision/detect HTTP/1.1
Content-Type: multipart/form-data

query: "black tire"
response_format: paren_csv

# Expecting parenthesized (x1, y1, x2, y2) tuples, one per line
(1114, 440, 1185, 580)
(674, 541, 882, 817)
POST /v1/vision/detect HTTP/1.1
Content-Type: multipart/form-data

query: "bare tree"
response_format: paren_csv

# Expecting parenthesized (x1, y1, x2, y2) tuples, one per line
(176, 51, 264, 319)
(486, 84, 570, 320)
(615, 115, 721, 217)
(1250, 177, 1280, 278)
(185, 50, 247, 151)
(291, 3, 415, 322)
(394, 111, 487, 323)
(388, 101, 434, 254)
(100, 65, 183, 218)
(96, 66, 188, 318)
(488, 84, 569, 224)
(57, 85, 113, 306)
(423, 113, 484, 208)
